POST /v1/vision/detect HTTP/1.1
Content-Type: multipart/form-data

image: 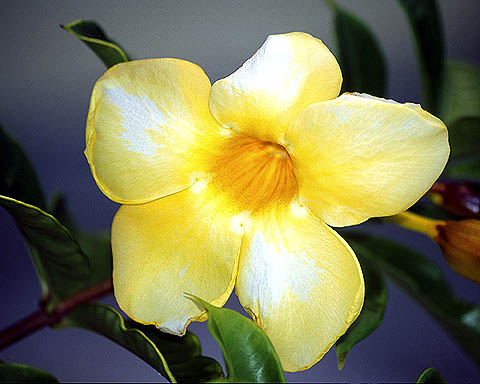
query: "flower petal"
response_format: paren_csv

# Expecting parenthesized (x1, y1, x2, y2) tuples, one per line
(235, 204, 364, 372)
(86, 59, 222, 204)
(285, 93, 450, 227)
(209, 32, 342, 143)
(111, 182, 243, 335)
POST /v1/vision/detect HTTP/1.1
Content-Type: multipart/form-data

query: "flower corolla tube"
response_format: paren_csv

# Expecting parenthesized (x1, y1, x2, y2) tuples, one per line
(85, 32, 449, 371)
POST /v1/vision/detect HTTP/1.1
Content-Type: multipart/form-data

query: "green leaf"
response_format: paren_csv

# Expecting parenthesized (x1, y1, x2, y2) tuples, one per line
(75, 230, 112, 286)
(335, 259, 387, 370)
(445, 154, 480, 181)
(48, 192, 76, 230)
(397, 0, 444, 112)
(439, 61, 480, 126)
(0, 195, 90, 306)
(329, 1, 387, 97)
(0, 362, 59, 383)
(439, 61, 480, 180)
(346, 233, 480, 366)
(446, 117, 480, 159)
(416, 367, 446, 383)
(443, 118, 480, 182)
(48, 193, 112, 287)
(0, 124, 45, 210)
(187, 294, 286, 383)
(64, 303, 223, 383)
(62, 19, 129, 68)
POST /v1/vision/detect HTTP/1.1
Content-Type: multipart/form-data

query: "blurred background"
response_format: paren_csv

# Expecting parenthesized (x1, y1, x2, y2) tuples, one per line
(1, 0, 479, 382)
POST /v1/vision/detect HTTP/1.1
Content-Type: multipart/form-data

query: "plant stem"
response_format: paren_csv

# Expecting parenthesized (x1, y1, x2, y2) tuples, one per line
(0, 278, 113, 351)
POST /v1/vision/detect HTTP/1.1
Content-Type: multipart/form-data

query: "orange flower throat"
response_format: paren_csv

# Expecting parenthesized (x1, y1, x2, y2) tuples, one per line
(212, 135, 298, 213)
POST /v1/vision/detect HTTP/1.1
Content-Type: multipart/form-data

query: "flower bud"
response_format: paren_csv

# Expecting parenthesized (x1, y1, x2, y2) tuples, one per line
(389, 212, 480, 284)
(429, 181, 480, 218)
(435, 219, 480, 284)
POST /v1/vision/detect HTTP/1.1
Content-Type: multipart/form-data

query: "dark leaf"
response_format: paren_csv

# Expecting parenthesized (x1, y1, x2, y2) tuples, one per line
(445, 154, 480, 181)
(48, 192, 76, 231)
(345, 233, 480, 366)
(397, 0, 444, 112)
(443, 118, 480, 182)
(439, 60, 480, 126)
(187, 294, 286, 383)
(439, 61, 480, 180)
(0, 195, 90, 307)
(62, 19, 129, 68)
(445, 117, 480, 160)
(48, 193, 113, 287)
(64, 303, 223, 383)
(0, 362, 58, 383)
(329, 1, 387, 97)
(336, 259, 387, 369)
(0, 124, 45, 210)
(75, 230, 112, 287)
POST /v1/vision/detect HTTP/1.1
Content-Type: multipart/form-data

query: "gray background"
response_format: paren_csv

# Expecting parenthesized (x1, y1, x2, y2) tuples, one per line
(1, 0, 479, 382)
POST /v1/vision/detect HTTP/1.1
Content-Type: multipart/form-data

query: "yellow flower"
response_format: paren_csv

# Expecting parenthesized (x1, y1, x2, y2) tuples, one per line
(85, 32, 449, 371)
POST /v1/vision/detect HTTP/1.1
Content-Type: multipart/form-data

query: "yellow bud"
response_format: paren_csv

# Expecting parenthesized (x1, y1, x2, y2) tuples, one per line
(435, 219, 480, 284)
(388, 212, 480, 284)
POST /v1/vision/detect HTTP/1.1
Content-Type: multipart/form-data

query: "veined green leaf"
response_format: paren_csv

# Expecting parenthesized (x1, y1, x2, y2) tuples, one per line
(397, 0, 444, 112)
(64, 303, 223, 383)
(439, 60, 480, 126)
(0, 195, 90, 306)
(346, 233, 480, 366)
(62, 19, 129, 68)
(0, 362, 59, 383)
(0, 124, 45, 210)
(328, 1, 386, 97)
(187, 294, 286, 383)
(416, 367, 446, 383)
(335, 258, 387, 370)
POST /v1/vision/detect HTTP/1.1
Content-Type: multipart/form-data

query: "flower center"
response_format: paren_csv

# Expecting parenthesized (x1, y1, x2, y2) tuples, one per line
(211, 135, 297, 214)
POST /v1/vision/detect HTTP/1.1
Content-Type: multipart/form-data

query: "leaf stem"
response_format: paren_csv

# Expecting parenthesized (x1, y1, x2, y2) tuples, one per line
(0, 278, 113, 351)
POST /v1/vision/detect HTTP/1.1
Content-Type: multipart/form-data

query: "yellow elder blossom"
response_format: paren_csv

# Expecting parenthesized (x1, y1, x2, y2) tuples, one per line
(85, 32, 449, 371)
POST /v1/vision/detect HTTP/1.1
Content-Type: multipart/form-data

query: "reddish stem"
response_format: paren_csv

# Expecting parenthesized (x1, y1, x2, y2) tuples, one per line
(0, 278, 113, 350)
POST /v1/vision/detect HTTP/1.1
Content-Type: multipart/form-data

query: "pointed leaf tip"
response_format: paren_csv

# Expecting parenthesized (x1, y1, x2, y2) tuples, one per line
(186, 294, 286, 382)
(62, 19, 129, 68)
(0, 124, 45, 209)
